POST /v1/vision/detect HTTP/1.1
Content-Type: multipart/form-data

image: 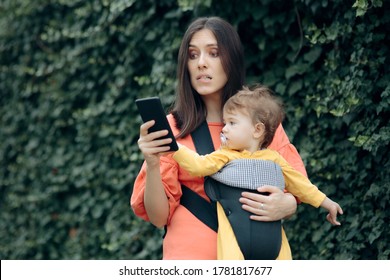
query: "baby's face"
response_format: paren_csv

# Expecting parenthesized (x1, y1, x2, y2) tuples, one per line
(221, 110, 259, 152)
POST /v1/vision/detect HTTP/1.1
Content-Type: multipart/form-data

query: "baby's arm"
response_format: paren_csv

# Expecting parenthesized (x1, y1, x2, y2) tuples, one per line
(172, 144, 230, 176)
(274, 152, 343, 225)
(320, 197, 344, 226)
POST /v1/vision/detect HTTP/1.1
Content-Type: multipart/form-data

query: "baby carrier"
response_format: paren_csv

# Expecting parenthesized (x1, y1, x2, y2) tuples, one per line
(180, 122, 285, 260)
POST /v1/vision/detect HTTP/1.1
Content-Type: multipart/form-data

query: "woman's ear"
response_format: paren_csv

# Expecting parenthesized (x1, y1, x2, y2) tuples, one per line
(253, 122, 265, 139)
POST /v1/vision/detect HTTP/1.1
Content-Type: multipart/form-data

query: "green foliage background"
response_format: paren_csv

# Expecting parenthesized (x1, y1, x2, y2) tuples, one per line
(1, 0, 388, 260)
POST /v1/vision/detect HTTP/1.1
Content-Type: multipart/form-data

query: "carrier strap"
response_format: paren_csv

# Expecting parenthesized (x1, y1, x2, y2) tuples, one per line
(180, 121, 218, 232)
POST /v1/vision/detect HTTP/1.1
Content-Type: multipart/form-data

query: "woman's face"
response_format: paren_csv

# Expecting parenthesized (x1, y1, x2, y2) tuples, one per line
(187, 29, 228, 99)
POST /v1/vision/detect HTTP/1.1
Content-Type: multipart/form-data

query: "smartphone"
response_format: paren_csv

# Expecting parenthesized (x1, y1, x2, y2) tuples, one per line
(135, 97, 178, 151)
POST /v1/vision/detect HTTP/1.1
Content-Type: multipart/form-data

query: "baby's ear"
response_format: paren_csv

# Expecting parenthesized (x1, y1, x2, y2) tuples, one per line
(253, 122, 265, 138)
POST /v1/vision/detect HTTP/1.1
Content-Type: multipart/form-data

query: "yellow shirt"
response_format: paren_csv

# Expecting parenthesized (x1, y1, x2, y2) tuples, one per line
(173, 146, 326, 207)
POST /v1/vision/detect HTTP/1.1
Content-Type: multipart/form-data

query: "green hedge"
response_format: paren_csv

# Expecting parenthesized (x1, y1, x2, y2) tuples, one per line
(1, 0, 388, 260)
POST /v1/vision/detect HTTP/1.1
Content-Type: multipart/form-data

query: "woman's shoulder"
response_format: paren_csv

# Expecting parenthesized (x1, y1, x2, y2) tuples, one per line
(269, 123, 290, 150)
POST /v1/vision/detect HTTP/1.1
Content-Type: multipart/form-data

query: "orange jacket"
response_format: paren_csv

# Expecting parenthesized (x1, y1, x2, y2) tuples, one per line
(131, 115, 307, 259)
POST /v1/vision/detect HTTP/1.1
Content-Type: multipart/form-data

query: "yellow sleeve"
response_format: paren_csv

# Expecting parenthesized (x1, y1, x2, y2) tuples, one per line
(173, 146, 230, 177)
(274, 155, 326, 207)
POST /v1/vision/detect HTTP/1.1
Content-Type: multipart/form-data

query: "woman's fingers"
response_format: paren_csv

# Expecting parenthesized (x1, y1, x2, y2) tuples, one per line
(240, 185, 297, 221)
(138, 120, 173, 152)
(137, 120, 174, 165)
(139, 120, 155, 136)
(239, 191, 270, 221)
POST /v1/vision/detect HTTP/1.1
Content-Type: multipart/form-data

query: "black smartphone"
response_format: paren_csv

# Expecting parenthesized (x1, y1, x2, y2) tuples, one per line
(135, 97, 178, 151)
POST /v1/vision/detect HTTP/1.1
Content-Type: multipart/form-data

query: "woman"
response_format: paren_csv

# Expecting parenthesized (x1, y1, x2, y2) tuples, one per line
(131, 16, 306, 260)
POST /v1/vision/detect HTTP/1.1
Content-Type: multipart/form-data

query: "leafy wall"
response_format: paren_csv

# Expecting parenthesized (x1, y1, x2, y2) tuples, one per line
(1, 0, 388, 259)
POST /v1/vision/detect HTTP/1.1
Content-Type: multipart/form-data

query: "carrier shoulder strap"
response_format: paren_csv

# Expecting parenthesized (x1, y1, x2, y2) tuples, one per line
(190, 120, 215, 155)
(180, 121, 218, 232)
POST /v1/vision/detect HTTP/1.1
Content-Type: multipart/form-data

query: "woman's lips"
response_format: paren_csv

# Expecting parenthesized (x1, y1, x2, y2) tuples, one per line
(196, 74, 212, 80)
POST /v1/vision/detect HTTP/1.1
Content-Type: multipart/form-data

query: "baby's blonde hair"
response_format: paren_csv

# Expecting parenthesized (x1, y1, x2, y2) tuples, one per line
(223, 84, 285, 148)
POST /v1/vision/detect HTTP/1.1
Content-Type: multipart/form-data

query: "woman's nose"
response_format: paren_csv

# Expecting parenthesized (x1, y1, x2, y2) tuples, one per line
(197, 53, 207, 69)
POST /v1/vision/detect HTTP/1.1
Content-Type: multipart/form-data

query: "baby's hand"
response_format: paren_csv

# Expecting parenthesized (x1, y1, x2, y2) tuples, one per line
(321, 197, 343, 226)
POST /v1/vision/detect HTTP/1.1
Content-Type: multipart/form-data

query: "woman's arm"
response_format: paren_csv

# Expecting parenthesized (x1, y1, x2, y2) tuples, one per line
(143, 161, 170, 228)
(136, 120, 173, 228)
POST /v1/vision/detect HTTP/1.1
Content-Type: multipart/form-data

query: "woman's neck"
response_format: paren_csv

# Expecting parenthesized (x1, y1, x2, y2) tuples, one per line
(206, 111, 223, 122)
(202, 94, 223, 123)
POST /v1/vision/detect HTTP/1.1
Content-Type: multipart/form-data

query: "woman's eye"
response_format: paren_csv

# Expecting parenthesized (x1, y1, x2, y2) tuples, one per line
(189, 51, 198, 59)
(210, 50, 219, 57)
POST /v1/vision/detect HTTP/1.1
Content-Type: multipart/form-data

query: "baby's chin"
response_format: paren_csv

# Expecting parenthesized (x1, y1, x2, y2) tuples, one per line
(221, 141, 233, 150)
